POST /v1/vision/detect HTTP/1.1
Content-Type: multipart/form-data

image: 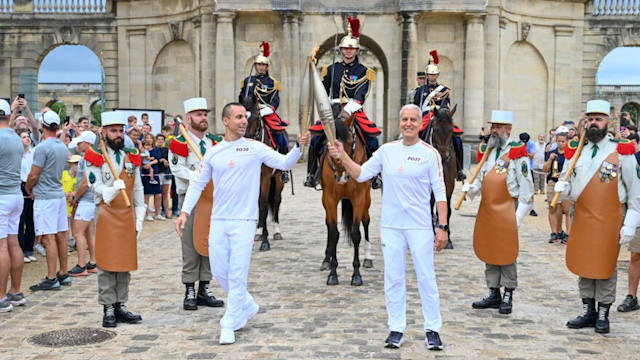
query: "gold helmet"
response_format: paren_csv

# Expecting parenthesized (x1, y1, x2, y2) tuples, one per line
(254, 41, 270, 65)
(339, 17, 360, 49)
(426, 50, 440, 75)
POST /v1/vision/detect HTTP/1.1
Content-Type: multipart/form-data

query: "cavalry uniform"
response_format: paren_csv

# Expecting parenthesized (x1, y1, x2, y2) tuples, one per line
(406, 71, 426, 105)
(305, 16, 382, 189)
(464, 111, 534, 315)
(85, 111, 145, 328)
(169, 97, 224, 311)
(556, 100, 640, 334)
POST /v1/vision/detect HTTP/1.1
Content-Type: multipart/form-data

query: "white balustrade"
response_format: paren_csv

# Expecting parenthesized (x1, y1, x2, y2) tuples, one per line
(33, 0, 107, 13)
(594, 0, 640, 16)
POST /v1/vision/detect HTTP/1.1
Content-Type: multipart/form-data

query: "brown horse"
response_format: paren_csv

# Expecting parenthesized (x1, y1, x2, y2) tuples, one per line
(314, 106, 372, 286)
(243, 96, 286, 251)
(423, 108, 457, 248)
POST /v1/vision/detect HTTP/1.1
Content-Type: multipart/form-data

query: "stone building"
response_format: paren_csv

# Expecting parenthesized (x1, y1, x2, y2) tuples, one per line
(0, 0, 638, 141)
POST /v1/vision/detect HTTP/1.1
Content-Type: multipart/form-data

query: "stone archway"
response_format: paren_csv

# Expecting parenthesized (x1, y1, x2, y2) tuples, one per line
(152, 40, 196, 116)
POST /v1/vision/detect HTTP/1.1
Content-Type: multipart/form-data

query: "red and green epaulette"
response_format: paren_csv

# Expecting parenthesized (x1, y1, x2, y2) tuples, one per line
(564, 139, 580, 159)
(169, 135, 189, 157)
(508, 141, 528, 160)
(613, 138, 636, 155)
(84, 146, 105, 167)
(123, 147, 142, 167)
(477, 143, 488, 163)
(206, 133, 223, 146)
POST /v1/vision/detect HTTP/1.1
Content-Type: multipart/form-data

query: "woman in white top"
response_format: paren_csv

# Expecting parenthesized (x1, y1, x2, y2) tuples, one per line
(17, 129, 36, 262)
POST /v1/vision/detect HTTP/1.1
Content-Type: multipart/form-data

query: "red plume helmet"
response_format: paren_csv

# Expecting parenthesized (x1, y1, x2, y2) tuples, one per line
(260, 41, 270, 57)
(429, 50, 439, 65)
(347, 16, 360, 38)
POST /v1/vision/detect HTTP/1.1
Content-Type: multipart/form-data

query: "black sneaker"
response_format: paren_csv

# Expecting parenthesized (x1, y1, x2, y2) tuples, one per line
(29, 277, 61, 291)
(56, 272, 71, 286)
(68, 264, 88, 277)
(548, 233, 558, 244)
(384, 331, 403, 348)
(85, 262, 98, 274)
(425, 331, 443, 351)
(617, 294, 640, 312)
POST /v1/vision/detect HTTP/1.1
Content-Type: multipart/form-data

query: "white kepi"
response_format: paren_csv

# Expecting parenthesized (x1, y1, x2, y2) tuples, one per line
(101, 111, 126, 127)
(184, 97, 209, 114)
(489, 110, 514, 125)
(585, 99, 610, 116)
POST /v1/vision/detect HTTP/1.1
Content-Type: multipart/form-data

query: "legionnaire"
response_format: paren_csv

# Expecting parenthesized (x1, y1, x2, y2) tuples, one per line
(85, 111, 145, 328)
(239, 41, 290, 183)
(554, 100, 640, 334)
(304, 16, 382, 189)
(461, 110, 534, 315)
(407, 71, 426, 104)
(413, 50, 466, 182)
(169, 97, 224, 311)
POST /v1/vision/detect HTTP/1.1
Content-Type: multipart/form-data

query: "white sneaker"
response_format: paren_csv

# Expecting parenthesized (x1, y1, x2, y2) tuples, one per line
(234, 302, 260, 331)
(154, 215, 167, 221)
(146, 215, 155, 221)
(28, 255, 37, 262)
(34, 244, 46, 256)
(23, 256, 31, 263)
(219, 328, 235, 345)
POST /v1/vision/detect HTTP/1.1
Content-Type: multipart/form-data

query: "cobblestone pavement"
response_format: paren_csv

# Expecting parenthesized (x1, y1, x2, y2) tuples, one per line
(1, 164, 638, 359)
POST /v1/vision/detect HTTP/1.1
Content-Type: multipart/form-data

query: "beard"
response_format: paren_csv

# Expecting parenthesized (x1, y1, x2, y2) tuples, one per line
(586, 125, 607, 143)
(106, 135, 124, 151)
(487, 134, 508, 149)
(191, 120, 208, 132)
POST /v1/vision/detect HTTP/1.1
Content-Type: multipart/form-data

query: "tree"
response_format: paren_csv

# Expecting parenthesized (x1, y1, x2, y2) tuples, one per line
(92, 101, 103, 126)
(49, 100, 66, 121)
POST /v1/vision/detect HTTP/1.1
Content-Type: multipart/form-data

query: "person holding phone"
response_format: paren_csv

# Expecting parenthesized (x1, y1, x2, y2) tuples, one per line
(9, 96, 39, 145)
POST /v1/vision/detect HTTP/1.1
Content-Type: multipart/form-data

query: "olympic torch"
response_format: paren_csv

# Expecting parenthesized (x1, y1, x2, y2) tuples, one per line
(310, 51, 337, 146)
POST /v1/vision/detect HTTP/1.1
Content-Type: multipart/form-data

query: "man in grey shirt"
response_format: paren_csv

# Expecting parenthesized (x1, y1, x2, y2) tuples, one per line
(0, 99, 26, 312)
(26, 111, 71, 291)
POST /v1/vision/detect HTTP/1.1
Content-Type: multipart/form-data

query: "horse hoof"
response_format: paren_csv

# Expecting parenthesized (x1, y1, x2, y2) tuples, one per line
(254, 234, 262, 241)
(445, 240, 454, 250)
(320, 261, 331, 271)
(363, 259, 373, 268)
(259, 242, 271, 251)
(273, 233, 283, 241)
(327, 274, 339, 286)
(351, 275, 363, 286)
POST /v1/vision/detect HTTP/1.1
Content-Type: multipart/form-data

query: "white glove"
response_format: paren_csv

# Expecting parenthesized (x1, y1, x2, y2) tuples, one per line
(515, 202, 533, 228)
(135, 206, 146, 234)
(102, 186, 119, 205)
(259, 106, 274, 117)
(188, 170, 199, 183)
(462, 183, 480, 200)
(343, 100, 362, 115)
(554, 180, 569, 196)
(620, 209, 640, 245)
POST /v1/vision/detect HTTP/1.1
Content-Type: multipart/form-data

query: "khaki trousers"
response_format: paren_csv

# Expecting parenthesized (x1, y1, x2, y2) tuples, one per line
(485, 262, 517, 289)
(579, 270, 617, 304)
(179, 194, 212, 283)
(97, 267, 130, 305)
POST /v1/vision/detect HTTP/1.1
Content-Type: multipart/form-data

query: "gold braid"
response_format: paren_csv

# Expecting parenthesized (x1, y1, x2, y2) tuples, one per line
(339, 74, 370, 103)
(253, 78, 278, 105)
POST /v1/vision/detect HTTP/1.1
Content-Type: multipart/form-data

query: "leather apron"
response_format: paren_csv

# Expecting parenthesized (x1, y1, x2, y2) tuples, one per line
(566, 152, 622, 279)
(193, 180, 213, 257)
(95, 157, 138, 272)
(473, 153, 519, 265)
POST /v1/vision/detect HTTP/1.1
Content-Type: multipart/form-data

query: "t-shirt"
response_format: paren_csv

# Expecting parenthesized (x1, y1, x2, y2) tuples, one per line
(0, 127, 24, 195)
(61, 170, 77, 216)
(32, 137, 68, 199)
(182, 137, 302, 220)
(76, 157, 94, 203)
(356, 140, 446, 230)
(545, 148, 566, 183)
(21, 148, 34, 182)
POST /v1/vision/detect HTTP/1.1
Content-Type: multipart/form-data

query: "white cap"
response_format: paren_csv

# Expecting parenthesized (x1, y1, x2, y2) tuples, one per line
(489, 110, 514, 125)
(184, 97, 209, 114)
(78, 130, 97, 144)
(555, 125, 570, 134)
(585, 99, 610, 116)
(101, 111, 126, 127)
(68, 137, 80, 150)
(41, 111, 61, 127)
(0, 99, 10, 116)
(67, 154, 82, 163)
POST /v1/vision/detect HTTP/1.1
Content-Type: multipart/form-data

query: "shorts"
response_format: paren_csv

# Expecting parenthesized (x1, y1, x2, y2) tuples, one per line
(0, 194, 24, 238)
(74, 201, 96, 222)
(34, 197, 69, 236)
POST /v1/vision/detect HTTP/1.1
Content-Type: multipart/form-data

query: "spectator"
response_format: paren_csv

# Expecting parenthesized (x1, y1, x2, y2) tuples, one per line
(26, 111, 72, 291)
(9, 96, 39, 144)
(142, 133, 159, 185)
(77, 117, 90, 133)
(141, 123, 152, 138)
(543, 132, 571, 244)
(17, 129, 36, 263)
(141, 138, 164, 221)
(61, 155, 81, 250)
(520, 132, 538, 216)
(126, 115, 138, 137)
(129, 128, 142, 150)
(141, 112, 150, 126)
(155, 134, 173, 219)
(532, 133, 547, 195)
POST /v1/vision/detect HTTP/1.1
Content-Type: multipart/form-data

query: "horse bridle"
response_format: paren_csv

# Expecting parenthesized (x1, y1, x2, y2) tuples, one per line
(328, 122, 357, 172)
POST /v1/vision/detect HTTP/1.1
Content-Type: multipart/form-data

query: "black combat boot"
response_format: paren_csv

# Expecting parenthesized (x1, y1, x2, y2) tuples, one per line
(472, 288, 502, 309)
(304, 146, 318, 188)
(102, 304, 116, 328)
(595, 302, 611, 334)
(197, 281, 224, 308)
(114, 302, 142, 323)
(567, 298, 597, 329)
(499, 288, 514, 314)
(183, 283, 197, 310)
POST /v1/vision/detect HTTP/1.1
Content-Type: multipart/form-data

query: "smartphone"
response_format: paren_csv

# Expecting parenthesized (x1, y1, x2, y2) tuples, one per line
(18, 93, 25, 99)
(64, 116, 70, 125)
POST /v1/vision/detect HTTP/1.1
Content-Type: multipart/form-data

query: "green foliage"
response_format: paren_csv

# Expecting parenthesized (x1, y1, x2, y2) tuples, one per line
(50, 101, 66, 121)
(92, 102, 103, 126)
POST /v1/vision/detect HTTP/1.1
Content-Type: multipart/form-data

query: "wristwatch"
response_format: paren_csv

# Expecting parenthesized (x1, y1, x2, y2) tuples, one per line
(436, 224, 449, 231)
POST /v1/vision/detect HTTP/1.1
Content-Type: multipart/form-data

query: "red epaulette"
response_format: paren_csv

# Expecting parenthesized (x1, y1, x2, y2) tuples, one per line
(477, 143, 488, 163)
(124, 147, 142, 167)
(564, 140, 579, 160)
(616, 139, 636, 155)
(84, 147, 105, 167)
(508, 141, 528, 160)
(169, 136, 189, 157)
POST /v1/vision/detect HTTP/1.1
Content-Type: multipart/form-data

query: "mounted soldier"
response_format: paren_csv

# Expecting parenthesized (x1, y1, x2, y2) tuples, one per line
(239, 41, 290, 183)
(413, 50, 466, 182)
(304, 16, 382, 189)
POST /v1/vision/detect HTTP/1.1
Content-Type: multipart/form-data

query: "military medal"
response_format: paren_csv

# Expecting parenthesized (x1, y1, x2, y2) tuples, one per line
(521, 162, 528, 177)
(125, 163, 135, 177)
(495, 159, 508, 174)
(598, 162, 617, 183)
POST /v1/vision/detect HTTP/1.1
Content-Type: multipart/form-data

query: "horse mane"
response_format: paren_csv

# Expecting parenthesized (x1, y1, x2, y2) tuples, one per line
(432, 109, 453, 143)
(242, 95, 261, 139)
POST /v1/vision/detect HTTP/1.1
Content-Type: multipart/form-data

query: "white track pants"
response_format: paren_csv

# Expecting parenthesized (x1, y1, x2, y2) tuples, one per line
(210, 219, 259, 330)
(381, 227, 442, 333)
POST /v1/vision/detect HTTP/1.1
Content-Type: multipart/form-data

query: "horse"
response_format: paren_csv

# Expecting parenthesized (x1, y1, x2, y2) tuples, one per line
(314, 105, 372, 286)
(242, 96, 286, 252)
(422, 108, 457, 248)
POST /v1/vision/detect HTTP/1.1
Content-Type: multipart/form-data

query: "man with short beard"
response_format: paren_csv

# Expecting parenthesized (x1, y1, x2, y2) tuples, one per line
(554, 100, 640, 334)
(169, 98, 224, 311)
(85, 111, 146, 327)
(462, 110, 534, 315)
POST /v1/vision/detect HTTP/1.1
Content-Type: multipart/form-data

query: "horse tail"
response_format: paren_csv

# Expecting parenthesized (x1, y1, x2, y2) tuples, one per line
(341, 198, 355, 246)
(268, 177, 277, 221)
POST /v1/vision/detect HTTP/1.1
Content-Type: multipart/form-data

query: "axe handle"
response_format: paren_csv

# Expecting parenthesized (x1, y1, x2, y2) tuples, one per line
(177, 123, 203, 161)
(99, 138, 131, 207)
(455, 146, 492, 211)
(550, 131, 586, 208)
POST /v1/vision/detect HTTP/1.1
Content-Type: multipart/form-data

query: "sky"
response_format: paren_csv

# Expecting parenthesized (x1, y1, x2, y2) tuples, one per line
(37, 44, 640, 85)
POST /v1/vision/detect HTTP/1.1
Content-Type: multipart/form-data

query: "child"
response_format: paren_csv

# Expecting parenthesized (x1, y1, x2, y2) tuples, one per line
(125, 115, 139, 137)
(61, 155, 81, 251)
(141, 141, 158, 185)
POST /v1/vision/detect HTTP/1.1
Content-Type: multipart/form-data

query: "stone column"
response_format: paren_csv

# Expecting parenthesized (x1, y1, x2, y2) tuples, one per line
(483, 12, 500, 126)
(401, 12, 418, 105)
(289, 14, 301, 136)
(553, 25, 575, 130)
(128, 28, 147, 108)
(214, 12, 236, 133)
(463, 15, 485, 139)
(201, 8, 215, 128)
(281, 15, 292, 133)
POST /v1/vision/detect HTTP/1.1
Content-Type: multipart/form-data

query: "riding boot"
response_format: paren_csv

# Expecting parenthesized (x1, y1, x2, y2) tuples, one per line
(472, 288, 502, 309)
(453, 136, 466, 182)
(567, 298, 597, 329)
(595, 302, 612, 334)
(304, 146, 318, 188)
